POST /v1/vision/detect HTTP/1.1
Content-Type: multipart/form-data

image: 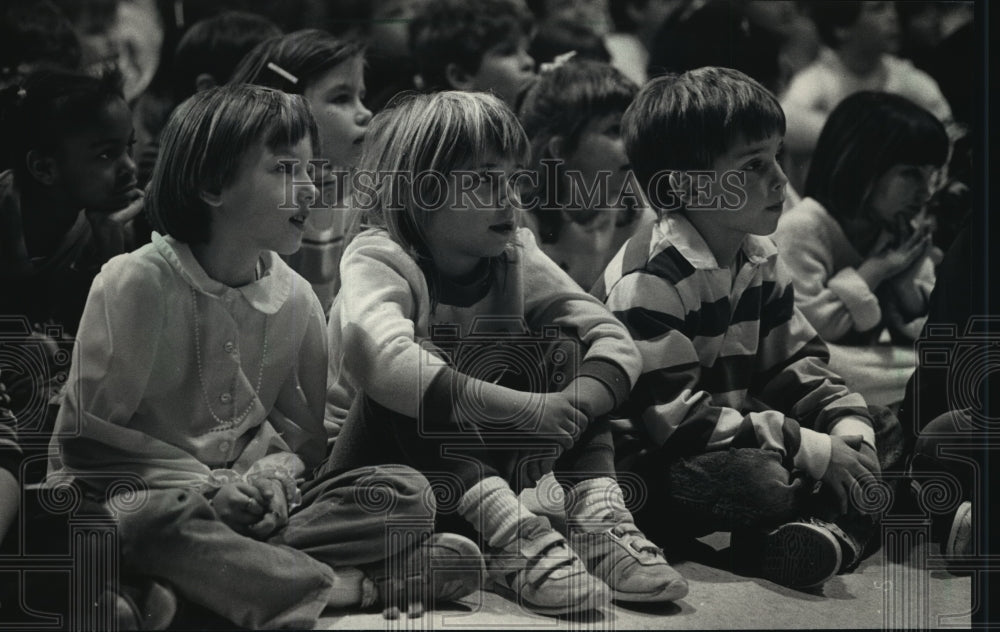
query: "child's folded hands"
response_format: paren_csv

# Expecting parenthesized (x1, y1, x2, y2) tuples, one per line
(210, 481, 272, 537)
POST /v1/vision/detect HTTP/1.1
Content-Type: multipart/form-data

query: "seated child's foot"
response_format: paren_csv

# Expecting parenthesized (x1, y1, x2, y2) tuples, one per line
(943, 500, 973, 564)
(361, 532, 486, 619)
(732, 521, 842, 589)
(570, 523, 689, 603)
(486, 525, 610, 616)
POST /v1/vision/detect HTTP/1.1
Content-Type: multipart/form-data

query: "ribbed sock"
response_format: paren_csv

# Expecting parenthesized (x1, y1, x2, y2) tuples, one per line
(458, 476, 550, 549)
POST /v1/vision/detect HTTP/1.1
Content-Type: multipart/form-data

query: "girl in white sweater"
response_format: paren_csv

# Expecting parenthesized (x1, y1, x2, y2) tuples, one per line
(773, 91, 948, 404)
(327, 91, 687, 616)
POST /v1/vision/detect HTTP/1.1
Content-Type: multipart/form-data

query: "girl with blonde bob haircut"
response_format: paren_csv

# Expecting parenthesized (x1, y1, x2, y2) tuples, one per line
(328, 90, 689, 617)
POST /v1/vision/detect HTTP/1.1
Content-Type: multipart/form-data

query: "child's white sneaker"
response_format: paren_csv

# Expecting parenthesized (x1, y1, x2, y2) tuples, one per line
(486, 527, 610, 615)
(570, 523, 689, 602)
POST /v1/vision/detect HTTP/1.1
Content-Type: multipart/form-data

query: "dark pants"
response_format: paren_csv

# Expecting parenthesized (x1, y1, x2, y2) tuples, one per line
(328, 335, 619, 513)
(628, 405, 906, 565)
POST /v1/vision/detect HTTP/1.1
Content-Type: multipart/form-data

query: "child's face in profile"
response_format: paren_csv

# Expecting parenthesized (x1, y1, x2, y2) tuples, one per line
(470, 35, 536, 106)
(421, 154, 521, 275)
(51, 97, 138, 212)
(211, 135, 318, 257)
(689, 133, 787, 238)
(302, 55, 373, 171)
(866, 164, 939, 231)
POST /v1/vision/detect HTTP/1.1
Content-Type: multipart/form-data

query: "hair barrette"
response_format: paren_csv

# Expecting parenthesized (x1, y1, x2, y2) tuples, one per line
(539, 50, 577, 74)
(267, 62, 299, 85)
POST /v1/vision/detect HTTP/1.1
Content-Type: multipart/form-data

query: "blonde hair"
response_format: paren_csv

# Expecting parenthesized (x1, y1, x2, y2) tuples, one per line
(352, 90, 529, 256)
(351, 90, 529, 307)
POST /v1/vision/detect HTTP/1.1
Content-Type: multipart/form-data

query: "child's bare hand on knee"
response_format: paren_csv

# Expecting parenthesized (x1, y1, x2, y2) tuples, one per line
(822, 436, 881, 516)
(534, 392, 586, 450)
(211, 482, 268, 535)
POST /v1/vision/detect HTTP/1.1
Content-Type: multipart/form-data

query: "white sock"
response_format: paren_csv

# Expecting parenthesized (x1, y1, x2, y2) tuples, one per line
(458, 476, 550, 549)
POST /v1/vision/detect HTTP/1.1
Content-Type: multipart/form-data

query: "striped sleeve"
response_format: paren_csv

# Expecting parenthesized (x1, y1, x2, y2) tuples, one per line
(606, 267, 814, 472)
(751, 257, 873, 443)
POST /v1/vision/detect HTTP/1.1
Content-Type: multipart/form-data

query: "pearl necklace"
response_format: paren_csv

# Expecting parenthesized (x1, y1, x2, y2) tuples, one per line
(190, 287, 268, 428)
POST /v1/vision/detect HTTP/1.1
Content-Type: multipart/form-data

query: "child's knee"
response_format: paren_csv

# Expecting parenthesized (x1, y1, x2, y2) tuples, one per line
(357, 464, 436, 519)
(117, 488, 209, 550)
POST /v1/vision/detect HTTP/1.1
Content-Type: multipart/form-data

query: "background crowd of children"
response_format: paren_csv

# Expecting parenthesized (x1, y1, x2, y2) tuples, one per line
(0, 0, 986, 629)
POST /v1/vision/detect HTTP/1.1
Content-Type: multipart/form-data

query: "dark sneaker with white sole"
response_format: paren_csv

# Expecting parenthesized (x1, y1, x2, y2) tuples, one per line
(732, 521, 843, 589)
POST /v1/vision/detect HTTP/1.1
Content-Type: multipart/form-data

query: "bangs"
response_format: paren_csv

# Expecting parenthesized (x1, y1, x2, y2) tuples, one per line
(701, 85, 786, 167)
(415, 92, 529, 174)
(260, 93, 321, 156)
(875, 111, 950, 168)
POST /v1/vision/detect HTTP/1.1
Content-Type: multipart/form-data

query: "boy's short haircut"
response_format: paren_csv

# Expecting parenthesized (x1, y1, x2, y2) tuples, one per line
(171, 10, 282, 101)
(146, 84, 319, 245)
(409, 0, 534, 92)
(807, 1, 863, 49)
(621, 66, 785, 201)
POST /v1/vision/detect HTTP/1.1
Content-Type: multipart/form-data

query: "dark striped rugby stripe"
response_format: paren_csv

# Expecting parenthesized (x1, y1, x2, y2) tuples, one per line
(813, 405, 873, 433)
(631, 363, 702, 407)
(760, 368, 847, 428)
(664, 409, 722, 454)
(615, 293, 733, 341)
(750, 335, 830, 393)
(759, 282, 796, 339)
(732, 281, 775, 325)
(645, 245, 697, 286)
(699, 353, 756, 395)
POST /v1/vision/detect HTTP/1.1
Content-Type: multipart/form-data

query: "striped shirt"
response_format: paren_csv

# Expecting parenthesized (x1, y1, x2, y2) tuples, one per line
(594, 213, 875, 479)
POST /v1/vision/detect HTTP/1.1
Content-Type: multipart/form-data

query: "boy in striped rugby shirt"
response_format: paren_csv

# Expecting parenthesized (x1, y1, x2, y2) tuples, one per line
(593, 67, 904, 590)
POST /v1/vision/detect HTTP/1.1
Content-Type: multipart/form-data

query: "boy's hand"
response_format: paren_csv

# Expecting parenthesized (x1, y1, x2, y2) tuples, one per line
(211, 482, 268, 536)
(821, 436, 881, 516)
(532, 392, 586, 451)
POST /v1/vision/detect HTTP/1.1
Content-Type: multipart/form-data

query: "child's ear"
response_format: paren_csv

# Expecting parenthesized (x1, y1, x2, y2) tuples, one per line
(668, 170, 691, 204)
(25, 150, 58, 186)
(444, 62, 474, 91)
(198, 189, 224, 208)
(194, 73, 217, 93)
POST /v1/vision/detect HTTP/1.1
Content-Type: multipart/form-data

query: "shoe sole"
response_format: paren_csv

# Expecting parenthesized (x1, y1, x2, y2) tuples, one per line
(760, 523, 842, 589)
(487, 575, 610, 616)
(610, 577, 689, 603)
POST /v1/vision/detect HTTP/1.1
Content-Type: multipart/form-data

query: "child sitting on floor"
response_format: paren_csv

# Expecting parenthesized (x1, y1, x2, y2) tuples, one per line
(326, 90, 688, 616)
(47, 84, 483, 629)
(773, 91, 949, 406)
(595, 67, 904, 590)
(229, 29, 373, 311)
(518, 58, 654, 291)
